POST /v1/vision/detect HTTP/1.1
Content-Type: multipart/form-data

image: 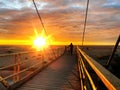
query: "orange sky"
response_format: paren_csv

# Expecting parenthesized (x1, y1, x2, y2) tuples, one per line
(0, 0, 120, 45)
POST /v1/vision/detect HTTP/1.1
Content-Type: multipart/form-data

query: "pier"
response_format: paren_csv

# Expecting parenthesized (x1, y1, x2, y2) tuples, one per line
(0, 46, 120, 90)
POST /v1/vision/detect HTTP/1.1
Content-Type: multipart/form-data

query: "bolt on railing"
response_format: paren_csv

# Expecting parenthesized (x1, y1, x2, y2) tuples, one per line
(0, 47, 65, 90)
(77, 46, 120, 90)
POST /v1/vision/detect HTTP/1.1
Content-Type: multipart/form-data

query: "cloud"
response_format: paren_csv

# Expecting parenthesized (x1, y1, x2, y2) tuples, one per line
(103, 2, 120, 9)
(0, 0, 120, 44)
(0, 0, 33, 10)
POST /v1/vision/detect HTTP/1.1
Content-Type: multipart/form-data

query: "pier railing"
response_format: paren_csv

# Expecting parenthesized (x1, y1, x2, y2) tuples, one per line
(77, 46, 120, 90)
(0, 47, 65, 90)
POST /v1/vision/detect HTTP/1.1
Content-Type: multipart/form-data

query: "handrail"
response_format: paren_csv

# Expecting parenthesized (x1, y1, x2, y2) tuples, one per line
(0, 76, 9, 89)
(0, 51, 35, 57)
(0, 55, 41, 70)
(80, 56, 96, 90)
(77, 48, 96, 90)
(3, 61, 42, 80)
(0, 47, 65, 89)
(77, 46, 120, 90)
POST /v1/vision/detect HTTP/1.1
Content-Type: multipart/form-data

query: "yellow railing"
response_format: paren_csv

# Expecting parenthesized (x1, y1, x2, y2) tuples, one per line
(77, 46, 120, 90)
(0, 47, 65, 90)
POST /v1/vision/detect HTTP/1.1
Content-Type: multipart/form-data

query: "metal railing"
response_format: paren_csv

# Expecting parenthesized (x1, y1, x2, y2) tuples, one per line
(0, 47, 65, 90)
(77, 46, 120, 90)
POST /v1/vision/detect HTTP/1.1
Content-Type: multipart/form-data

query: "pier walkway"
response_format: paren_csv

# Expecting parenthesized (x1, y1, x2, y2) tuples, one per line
(1, 47, 120, 90)
(16, 53, 80, 90)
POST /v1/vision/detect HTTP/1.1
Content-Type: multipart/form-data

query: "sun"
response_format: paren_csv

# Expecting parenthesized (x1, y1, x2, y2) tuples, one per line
(33, 36, 46, 49)
(32, 28, 50, 51)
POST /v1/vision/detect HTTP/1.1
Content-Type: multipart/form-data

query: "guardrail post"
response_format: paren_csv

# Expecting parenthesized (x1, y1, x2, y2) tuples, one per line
(106, 35, 120, 68)
(17, 54, 21, 81)
(13, 54, 21, 82)
(13, 55, 17, 82)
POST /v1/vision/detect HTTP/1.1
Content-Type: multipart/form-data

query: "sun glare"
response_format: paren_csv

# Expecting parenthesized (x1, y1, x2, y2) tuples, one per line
(32, 28, 50, 51)
(34, 36, 46, 48)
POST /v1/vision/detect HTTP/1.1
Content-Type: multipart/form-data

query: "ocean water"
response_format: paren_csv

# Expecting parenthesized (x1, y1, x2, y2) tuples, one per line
(82, 45, 120, 60)
(0, 45, 33, 54)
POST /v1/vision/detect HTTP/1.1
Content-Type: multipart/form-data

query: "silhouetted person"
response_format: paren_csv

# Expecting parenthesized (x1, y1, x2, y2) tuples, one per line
(69, 43, 73, 55)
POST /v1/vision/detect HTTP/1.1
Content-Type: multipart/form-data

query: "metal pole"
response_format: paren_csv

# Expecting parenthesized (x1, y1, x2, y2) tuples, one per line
(106, 35, 120, 68)
(13, 55, 17, 82)
(81, 0, 89, 48)
(17, 54, 21, 81)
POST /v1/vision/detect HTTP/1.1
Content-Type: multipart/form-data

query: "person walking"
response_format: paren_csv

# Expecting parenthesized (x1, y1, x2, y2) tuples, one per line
(69, 43, 73, 55)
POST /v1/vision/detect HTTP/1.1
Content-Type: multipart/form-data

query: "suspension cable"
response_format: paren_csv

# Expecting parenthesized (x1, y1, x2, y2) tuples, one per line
(32, 0, 48, 35)
(32, 0, 56, 58)
(81, 0, 90, 47)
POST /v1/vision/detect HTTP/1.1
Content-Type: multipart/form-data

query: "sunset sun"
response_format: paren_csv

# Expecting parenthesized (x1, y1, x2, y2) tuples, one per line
(33, 36, 46, 49)
(32, 29, 50, 50)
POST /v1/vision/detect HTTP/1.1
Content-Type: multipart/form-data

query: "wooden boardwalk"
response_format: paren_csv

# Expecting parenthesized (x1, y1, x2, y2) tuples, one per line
(16, 53, 80, 90)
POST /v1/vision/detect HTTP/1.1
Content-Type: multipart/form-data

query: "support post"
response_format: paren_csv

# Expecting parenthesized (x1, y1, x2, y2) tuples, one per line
(106, 35, 120, 68)
(17, 54, 21, 81)
(13, 54, 21, 82)
(13, 55, 17, 82)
